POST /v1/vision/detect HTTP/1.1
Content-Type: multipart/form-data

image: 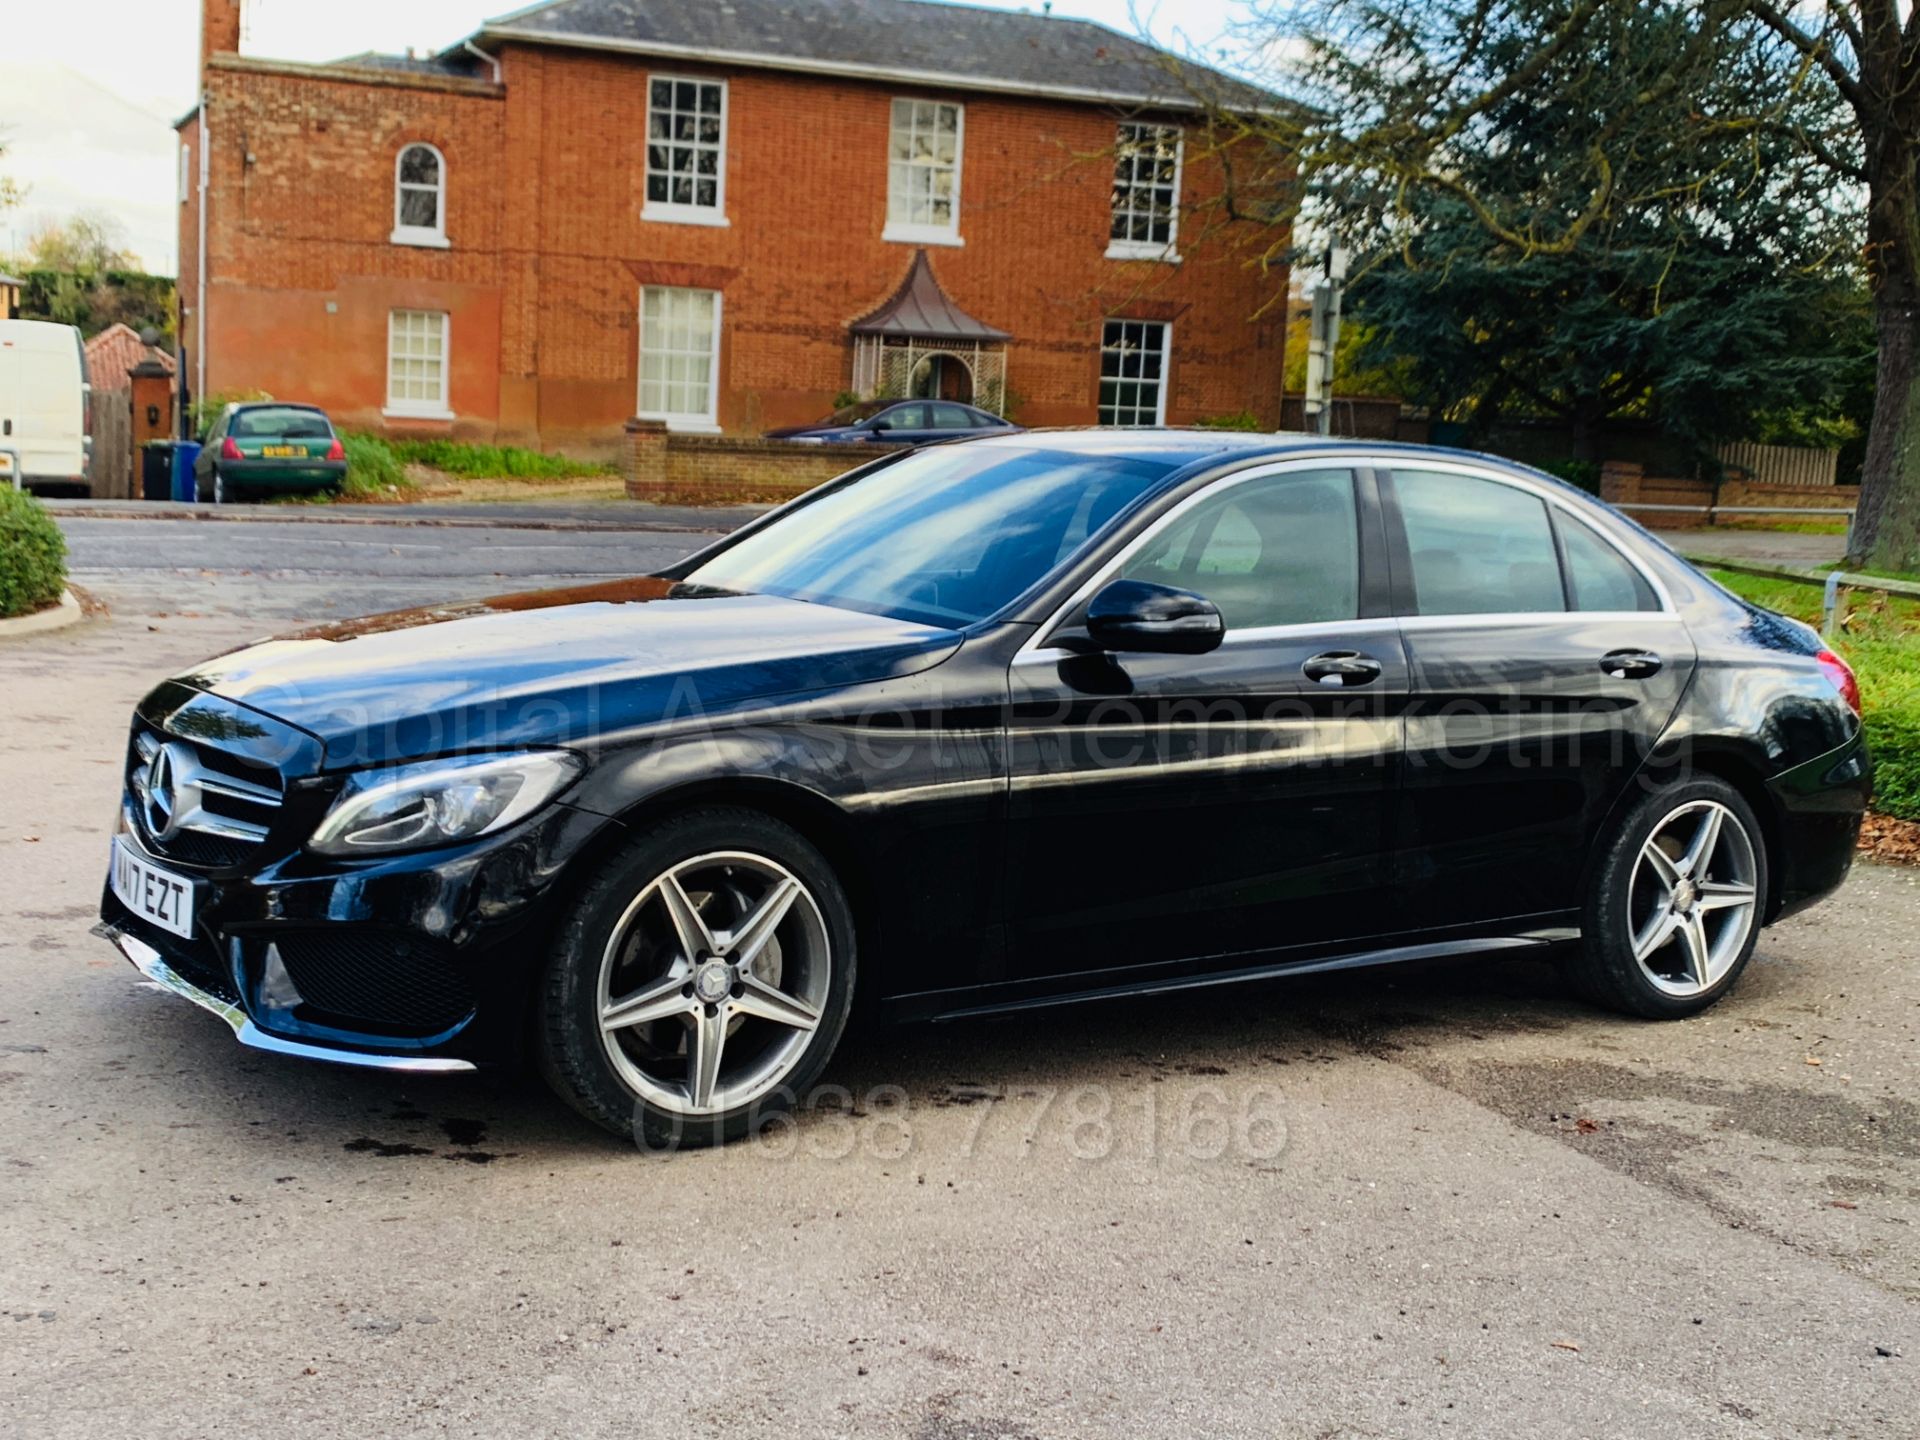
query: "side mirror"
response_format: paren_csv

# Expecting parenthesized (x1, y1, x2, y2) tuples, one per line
(869, 418, 892, 432)
(1084, 579, 1224, 655)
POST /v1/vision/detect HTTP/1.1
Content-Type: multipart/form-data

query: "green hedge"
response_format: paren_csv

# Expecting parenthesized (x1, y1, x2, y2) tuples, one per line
(0, 488, 69, 619)
(381, 437, 615, 480)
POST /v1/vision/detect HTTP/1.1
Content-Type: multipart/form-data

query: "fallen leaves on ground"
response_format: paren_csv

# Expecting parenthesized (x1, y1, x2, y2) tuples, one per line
(1859, 811, 1920, 866)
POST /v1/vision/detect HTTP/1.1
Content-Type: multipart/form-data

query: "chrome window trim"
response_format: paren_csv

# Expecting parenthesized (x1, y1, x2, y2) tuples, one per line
(1013, 453, 1679, 667)
(1379, 457, 1678, 616)
(1015, 458, 1371, 662)
(1396, 608, 1683, 631)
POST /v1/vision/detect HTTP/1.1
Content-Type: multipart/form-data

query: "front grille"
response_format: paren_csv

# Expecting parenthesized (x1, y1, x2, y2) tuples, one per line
(127, 725, 285, 868)
(270, 932, 475, 1035)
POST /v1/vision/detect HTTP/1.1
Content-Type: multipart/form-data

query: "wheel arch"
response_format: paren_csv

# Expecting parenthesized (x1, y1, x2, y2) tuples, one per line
(556, 777, 881, 971)
(1587, 741, 1785, 923)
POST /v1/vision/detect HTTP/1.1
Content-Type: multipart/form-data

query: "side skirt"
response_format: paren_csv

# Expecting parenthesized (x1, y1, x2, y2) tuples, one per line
(886, 924, 1581, 1025)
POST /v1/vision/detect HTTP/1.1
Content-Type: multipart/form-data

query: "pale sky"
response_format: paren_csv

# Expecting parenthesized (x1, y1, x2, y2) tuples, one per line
(0, 0, 1247, 277)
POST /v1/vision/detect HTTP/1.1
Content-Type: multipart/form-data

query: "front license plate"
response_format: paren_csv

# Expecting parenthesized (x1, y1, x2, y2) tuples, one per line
(110, 836, 197, 940)
(261, 445, 298, 458)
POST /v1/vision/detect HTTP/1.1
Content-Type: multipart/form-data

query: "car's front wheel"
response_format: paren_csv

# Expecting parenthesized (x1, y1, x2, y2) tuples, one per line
(1568, 777, 1768, 1018)
(537, 808, 857, 1147)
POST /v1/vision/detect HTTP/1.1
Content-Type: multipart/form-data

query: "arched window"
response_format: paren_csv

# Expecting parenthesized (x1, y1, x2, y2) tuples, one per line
(392, 143, 447, 247)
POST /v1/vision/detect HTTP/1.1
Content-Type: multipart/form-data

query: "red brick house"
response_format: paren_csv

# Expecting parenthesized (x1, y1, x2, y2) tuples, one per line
(179, 0, 1290, 453)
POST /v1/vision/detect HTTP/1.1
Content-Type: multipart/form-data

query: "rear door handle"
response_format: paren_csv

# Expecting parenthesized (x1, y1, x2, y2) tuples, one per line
(1303, 650, 1384, 687)
(1602, 649, 1663, 680)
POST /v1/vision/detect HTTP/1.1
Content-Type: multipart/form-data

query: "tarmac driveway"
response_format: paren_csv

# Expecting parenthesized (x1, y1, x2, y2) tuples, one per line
(1, 512, 1913, 1437)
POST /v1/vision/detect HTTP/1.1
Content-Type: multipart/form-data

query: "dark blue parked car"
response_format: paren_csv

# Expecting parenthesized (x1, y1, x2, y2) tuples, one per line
(765, 398, 1019, 445)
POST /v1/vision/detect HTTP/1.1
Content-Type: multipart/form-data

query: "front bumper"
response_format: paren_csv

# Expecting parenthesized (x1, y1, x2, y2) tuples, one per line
(98, 799, 616, 1071)
(96, 921, 475, 1073)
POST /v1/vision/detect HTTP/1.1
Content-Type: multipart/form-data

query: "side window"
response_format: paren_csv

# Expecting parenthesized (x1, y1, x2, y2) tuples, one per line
(1394, 469, 1565, 616)
(876, 404, 926, 431)
(1561, 512, 1659, 612)
(929, 403, 973, 429)
(392, 143, 447, 247)
(1120, 469, 1361, 630)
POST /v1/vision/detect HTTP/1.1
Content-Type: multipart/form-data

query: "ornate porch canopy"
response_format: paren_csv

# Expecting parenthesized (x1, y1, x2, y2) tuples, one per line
(849, 250, 1011, 413)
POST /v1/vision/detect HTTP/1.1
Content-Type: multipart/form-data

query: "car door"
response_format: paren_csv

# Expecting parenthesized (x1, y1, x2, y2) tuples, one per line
(196, 411, 228, 485)
(927, 402, 977, 439)
(869, 403, 929, 442)
(1382, 463, 1697, 930)
(1004, 462, 1410, 986)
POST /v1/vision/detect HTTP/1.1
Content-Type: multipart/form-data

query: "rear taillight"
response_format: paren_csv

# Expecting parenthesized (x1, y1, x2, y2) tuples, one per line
(325, 438, 345, 461)
(1816, 649, 1861, 714)
(220, 436, 243, 461)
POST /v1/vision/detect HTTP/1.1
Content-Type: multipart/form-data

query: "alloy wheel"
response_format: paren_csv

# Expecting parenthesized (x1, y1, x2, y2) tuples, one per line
(594, 850, 831, 1116)
(1626, 799, 1759, 997)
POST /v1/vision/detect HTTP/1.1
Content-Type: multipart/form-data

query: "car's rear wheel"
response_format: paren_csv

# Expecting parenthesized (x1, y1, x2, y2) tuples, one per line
(1568, 777, 1768, 1018)
(537, 808, 856, 1147)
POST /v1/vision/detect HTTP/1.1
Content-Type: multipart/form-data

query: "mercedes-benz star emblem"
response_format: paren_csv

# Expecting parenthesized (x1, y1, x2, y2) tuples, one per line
(146, 742, 203, 842)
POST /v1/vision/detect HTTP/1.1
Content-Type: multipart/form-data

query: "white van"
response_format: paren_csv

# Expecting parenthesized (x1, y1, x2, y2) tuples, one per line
(0, 320, 91, 494)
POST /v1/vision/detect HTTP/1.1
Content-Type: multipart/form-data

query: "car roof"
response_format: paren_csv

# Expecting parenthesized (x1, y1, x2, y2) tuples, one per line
(230, 401, 328, 413)
(960, 427, 1580, 488)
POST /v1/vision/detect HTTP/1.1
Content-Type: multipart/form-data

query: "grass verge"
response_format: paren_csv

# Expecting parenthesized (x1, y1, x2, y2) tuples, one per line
(1705, 568, 1920, 823)
(340, 433, 412, 498)
(1706, 516, 1851, 536)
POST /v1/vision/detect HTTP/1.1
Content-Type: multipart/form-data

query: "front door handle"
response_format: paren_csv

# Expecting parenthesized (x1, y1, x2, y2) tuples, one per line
(1303, 650, 1384, 687)
(1602, 648, 1663, 680)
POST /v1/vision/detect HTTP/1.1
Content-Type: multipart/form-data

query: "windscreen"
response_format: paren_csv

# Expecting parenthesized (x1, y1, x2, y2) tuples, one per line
(681, 445, 1176, 627)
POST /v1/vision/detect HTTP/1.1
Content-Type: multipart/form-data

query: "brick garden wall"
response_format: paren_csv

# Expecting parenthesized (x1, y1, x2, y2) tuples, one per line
(623, 418, 893, 504)
(1599, 461, 1858, 528)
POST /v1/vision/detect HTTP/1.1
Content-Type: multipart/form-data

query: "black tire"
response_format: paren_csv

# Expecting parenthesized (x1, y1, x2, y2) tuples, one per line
(537, 807, 858, 1147)
(1566, 776, 1769, 1018)
(195, 469, 213, 504)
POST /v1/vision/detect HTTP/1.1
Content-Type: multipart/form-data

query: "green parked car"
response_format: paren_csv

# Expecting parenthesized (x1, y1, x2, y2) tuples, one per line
(195, 402, 348, 503)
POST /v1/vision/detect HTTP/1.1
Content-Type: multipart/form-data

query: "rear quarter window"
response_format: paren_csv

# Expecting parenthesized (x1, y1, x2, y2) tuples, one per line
(1560, 512, 1660, 612)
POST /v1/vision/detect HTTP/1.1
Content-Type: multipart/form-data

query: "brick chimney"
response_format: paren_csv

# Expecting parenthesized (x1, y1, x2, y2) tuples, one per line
(201, 0, 242, 75)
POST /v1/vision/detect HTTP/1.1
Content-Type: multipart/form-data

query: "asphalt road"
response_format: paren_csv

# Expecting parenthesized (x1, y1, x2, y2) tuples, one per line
(55, 511, 731, 622)
(1, 510, 1915, 1437)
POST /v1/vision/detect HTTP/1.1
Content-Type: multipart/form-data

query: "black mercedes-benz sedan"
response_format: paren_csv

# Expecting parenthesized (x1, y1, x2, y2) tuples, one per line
(97, 432, 1870, 1145)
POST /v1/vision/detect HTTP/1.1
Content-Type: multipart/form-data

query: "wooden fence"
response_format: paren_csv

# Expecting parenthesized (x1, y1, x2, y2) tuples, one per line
(1715, 440, 1840, 488)
(89, 393, 134, 499)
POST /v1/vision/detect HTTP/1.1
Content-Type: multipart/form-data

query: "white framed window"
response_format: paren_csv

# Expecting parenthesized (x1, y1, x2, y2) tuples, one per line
(1097, 319, 1169, 427)
(179, 144, 192, 205)
(1107, 122, 1182, 262)
(392, 143, 449, 248)
(884, 98, 963, 246)
(385, 309, 452, 419)
(643, 76, 728, 226)
(638, 286, 722, 431)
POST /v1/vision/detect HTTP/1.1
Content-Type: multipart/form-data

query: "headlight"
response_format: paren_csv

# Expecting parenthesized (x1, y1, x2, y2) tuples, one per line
(309, 751, 583, 856)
